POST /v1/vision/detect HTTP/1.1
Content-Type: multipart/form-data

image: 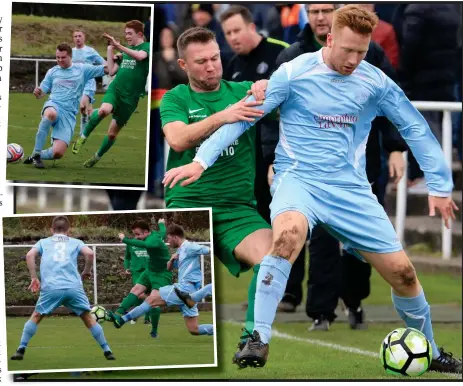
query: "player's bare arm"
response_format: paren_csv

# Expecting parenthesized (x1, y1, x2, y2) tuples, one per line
(103, 32, 148, 61)
(80, 246, 94, 279)
(164, 96, 264, 152)
(25, 248, 40, 292)
(106, 45, 118, 76)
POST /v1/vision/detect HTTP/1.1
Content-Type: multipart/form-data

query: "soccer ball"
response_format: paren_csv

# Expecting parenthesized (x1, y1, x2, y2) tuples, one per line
(7, 143, 24, 163)
(380, 327, 432, 376)
(90, 305, 107, 324)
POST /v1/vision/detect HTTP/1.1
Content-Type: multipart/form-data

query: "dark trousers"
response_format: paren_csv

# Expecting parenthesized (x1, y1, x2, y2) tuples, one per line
(282, 182, 386, 321)
(107, 190, 143, 210)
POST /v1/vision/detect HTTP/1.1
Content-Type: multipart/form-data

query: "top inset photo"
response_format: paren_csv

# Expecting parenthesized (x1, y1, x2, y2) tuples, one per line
(6, 1, 153, 190)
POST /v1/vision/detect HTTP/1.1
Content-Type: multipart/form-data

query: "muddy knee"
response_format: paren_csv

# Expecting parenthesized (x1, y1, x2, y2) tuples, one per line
(98, 108, 111, 118)
(44, 109, 57, 121)
(393, 264, 417, 289)
(271, 226, 302, 259)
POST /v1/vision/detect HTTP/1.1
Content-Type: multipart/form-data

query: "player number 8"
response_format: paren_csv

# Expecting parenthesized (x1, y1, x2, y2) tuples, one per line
(53, 242, 67, 262)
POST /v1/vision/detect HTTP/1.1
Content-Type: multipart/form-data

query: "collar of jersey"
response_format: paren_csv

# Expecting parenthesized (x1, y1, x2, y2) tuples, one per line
(188, 81, 226, 102)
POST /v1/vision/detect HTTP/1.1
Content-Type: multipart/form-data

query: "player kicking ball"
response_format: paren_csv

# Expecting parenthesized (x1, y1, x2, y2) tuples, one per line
(108, 224, 214, 337)
(164, 5, 461, 372)
(72, 20, 150, 168)
(24, 44, 108, 168)
(10, 216, 115, 361)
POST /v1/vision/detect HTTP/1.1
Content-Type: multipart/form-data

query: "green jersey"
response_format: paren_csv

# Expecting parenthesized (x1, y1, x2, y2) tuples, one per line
(161, 80, 257, 208)
(123, 223, 166, 272)
(110, 42, 150, 99)
(122, 227, 170, 274)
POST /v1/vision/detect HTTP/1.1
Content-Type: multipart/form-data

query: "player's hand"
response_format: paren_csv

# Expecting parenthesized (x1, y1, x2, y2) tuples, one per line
(33, 87, 43, 99)
(118, 233, 125, 241)
(102, 33, 120, 48)
(163, 162, 205, 188)
(28, 278, 40, 293)
(81, 270, 92, 280)
(267, 164, 275, 187)
(388, 151, 405, 184)
(158, 218, 165, 224)
(249, 79, 269, 101)
(220, 95, 264, 124)
(428, 195, 459, 229)
(124, 269, 131, 276)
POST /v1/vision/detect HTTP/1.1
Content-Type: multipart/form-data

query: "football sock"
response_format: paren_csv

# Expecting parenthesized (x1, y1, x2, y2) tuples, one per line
(89, 323, 110, 352)
(33, 117, 54, 154)
(243, 264, 259, 342)
(40, 147, 55, 160)
(83, 109, 103, 138)
(80, 114, 88, 136)
(18, 320, 38, 349)
(150, 307, 161, 335)
(144, 312, 151, 322)
(122, 301, 151, 322)
(392, 289, 440, 359)
(96, 136, 116, 158)
(190, 283, 213, 302)
(198, 324, 214, 336)
(116, 293, 140, 315)
(254, 256, 291, 344)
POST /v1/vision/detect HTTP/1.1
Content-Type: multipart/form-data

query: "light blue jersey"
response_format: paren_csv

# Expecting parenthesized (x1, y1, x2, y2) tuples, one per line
(175, 241, 210, 284)
(72, 46, 105, 101)
(195, 49, 453, 197)
(40, 63, 106, 116)
(34, 234, 86, 291)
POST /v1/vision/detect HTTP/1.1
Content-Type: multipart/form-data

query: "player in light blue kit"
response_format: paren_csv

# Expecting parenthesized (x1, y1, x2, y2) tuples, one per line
(23, 43, 109, 168)
(108, 224, 214, 336)
(163, 5, 461, 373)
(10, 216, 115, 361)
(72, 30, 106, 134)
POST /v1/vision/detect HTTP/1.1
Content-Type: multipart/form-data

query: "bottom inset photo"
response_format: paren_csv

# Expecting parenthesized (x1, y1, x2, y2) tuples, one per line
(2, 208, 216, 374)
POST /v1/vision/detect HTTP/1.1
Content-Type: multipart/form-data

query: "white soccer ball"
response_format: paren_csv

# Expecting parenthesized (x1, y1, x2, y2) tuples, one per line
(380, 327, 432, 376)
(90, 305, 107, 324)
(7, 143, 24, 163)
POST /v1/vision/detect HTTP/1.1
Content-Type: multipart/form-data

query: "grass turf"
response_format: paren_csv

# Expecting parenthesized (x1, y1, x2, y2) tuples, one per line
(7, 312, 215, 372)
(6, 93, 149, 187)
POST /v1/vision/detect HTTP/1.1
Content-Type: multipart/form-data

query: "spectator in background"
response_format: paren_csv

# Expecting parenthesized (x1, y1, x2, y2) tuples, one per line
(144, 16, 151, 42)
(359, 4, 399, 69)
(397, 4, 461, 193)
(154, 27, 188, 90)
(265, 4, 308, 44)
(220, 5, 289, 223)
(275, 3, 407, 330)
(190, 4, 233, 65)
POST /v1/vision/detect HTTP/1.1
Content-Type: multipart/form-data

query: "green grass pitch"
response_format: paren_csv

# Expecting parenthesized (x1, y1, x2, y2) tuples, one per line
(6, 93, 149, 187)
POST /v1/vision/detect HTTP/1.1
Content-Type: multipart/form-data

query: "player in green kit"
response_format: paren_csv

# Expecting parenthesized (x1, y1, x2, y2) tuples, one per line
(113, 219, 170, 338)
(160, 27, 272, 368)
(72, 20, 150, 168)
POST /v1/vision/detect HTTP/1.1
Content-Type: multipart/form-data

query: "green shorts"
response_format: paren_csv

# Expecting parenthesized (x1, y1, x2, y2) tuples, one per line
(102, 91, 139, 127)
(131, 269, 145, 287)
(168, 201, 270, 277)
(136, 270, 172, 291)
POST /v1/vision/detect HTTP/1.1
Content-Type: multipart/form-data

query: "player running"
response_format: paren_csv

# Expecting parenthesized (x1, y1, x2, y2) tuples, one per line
(159, 26, 273, 364)
(164, 6, 462, 373)
(10, 216, 115, 361)
(72, 29, 106, 135)
(108, 224, 214, 336)
(111, 219, 168, 338)
(72, 20, 150, 168)
(23, 43, 109, 168)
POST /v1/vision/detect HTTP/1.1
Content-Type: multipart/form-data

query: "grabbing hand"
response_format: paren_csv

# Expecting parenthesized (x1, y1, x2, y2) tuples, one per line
(163, 162, 205, 188)
(428, 195, 459, 229)
(248, 79, 269, 101)
(220, 95, 264, 124)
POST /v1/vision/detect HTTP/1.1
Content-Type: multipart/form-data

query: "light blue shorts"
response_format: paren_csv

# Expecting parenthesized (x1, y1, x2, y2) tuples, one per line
(159, 282, 201, 318)
(35, 287, 91, 316)
(270, 172, 403, 261)
(83, 87, 96, 104)
(42, 101, 76, 145)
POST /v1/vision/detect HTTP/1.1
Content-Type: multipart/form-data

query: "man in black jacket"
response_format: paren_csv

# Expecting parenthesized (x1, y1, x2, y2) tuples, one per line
(220, 5, 289, 223)
(274, 3, 407, 331)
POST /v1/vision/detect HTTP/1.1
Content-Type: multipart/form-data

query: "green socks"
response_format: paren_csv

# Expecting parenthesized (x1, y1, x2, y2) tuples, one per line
(150, 307, 161, 335)
(116, 293, 140, 315)
(83, 110, 104, 138)
(243, 264, 260, 341)
(96, 135, 116, 158)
